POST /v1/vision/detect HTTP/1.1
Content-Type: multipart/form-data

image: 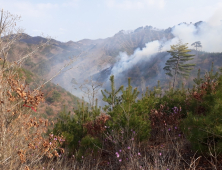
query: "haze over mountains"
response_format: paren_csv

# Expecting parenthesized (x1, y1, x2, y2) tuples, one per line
(7, 20, 222, 103)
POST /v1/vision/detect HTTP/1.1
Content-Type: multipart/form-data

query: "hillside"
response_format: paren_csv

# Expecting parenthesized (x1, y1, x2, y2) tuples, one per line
(6, 21, 220, 103)
(95, 51, 222, 94)
(2, 6, 222, 169)
(16, 66, 81, 121)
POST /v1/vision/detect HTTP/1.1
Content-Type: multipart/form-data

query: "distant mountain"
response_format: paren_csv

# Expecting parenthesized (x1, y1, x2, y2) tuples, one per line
(6, 21, 222, 102)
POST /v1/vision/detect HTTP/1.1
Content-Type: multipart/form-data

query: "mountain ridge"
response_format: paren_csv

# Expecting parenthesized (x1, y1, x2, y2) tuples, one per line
(7, 20, 220, 103)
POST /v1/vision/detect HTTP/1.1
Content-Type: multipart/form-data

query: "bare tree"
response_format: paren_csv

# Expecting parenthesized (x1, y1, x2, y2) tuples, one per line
(0, 9, 75, 169)
(72, 76, 103, 107)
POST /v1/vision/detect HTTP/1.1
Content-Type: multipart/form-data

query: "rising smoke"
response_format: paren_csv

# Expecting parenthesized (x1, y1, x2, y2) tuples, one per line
(56, 8, 222, 106)
(98, 9, 222, 106)
(108, 10, 222, 82)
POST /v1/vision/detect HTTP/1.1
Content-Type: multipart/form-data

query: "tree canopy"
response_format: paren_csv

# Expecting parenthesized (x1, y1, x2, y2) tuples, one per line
(163, 41, 195, 88)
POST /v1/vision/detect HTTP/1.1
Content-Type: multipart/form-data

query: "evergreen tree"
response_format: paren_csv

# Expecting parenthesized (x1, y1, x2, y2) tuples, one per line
(191, 41, 202, 51)
(181, 65, 222, 154)
(153, 80, 162, 98)
(107, 77, 151, 142)
(90, 98, 101, 119)
(101, 75, 123, 111)
(191, 41, 202, 57)
(121, 77, 140, 112)
(77, 97, 89, 123)
(193, 69, 203, 86)
(163, 41, 195, 89)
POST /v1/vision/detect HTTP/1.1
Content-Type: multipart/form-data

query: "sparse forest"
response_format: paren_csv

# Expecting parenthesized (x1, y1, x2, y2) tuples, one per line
(1, 8, 222, 170)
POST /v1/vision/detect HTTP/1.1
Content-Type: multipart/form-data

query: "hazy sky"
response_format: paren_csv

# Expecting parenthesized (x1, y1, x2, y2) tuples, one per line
(0, 0, 222, 42)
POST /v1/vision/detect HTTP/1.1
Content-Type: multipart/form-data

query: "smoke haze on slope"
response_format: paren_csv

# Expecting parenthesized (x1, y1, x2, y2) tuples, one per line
(53, 7, 222, 105)
(109, 8, 222, 80)
(96, 9, 222, 106)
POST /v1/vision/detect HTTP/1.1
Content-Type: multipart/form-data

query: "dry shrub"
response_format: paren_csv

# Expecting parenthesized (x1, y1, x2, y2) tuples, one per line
(149, 104, 182, 145)
(83, 113, 110, 137)
(0, 9, 70, 169)
(0, 65, 66, 169)
(186, 76, 218, 116)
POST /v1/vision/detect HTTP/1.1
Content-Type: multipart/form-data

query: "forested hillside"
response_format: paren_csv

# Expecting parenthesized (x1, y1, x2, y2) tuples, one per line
(1, 8, 222, 169)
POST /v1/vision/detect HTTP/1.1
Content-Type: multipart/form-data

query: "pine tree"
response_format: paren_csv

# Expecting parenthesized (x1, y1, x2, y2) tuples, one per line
(163, 41, 195, 89)
(90, 98, 101, 119)
(107, 78, 151, 142)
(193, 68, 203, 90)
(101, 75, 123, 111)
(191, 41, 202, 50)
(121, 77, 140, 112)
(77, 97, 89, 123)
(153, 80, 162, 98)
(191, 41, 202, 56)
(207, 62, 219, 82)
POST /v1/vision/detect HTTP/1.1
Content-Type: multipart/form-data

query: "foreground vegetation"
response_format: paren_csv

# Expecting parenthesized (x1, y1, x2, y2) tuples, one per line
(3, 62, 222, 169)
(48, 63, 222, 170)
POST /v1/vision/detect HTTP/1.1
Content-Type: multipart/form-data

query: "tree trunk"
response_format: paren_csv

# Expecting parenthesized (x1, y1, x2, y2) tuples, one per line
(173, 56, 180, 89)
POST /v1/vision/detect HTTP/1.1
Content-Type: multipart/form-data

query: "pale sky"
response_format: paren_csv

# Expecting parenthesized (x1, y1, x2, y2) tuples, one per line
(0, 0, 222, 42)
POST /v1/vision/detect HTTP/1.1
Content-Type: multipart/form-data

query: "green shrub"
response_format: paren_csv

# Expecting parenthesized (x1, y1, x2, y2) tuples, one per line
(157, 82, 187, 118)
(104, 77, 152, 142)
(52, 102, 103, 159)
(53, 91, 61, 100)
(45, 106, 54, 116)
(180, 65, 222, 154)
(16, 68, 33, 84)
(52, 107, 85, 155)
(34, 59, 51, 76)
(24, 58, 35, 67)
(77, 135, 102, 160)
(46, 91, 61, 103)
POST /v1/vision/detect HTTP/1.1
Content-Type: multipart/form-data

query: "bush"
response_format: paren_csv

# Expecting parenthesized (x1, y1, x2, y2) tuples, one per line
(180, 67, 222, 154)
(46, 91, 61, 103)
(34, 59, 51, 76)
(16, 68, 33, 84)
(105, 77, 152, 142)
(77, 135, 102, 160)
(52, 108, 85, 154)
(157, 83, 187, 118)
(24, 58, 35, 67)
(52, 102, 105, 159)
(45, 106, 54, 116)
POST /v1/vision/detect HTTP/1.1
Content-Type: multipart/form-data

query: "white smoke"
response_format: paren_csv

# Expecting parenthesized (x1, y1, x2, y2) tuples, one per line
(109, 7, 222, 78)
(110, 40, 160, 77)
(171, 22, 222, 52)
(208, 5, 222, 27)
(171, 5, 222, 52)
